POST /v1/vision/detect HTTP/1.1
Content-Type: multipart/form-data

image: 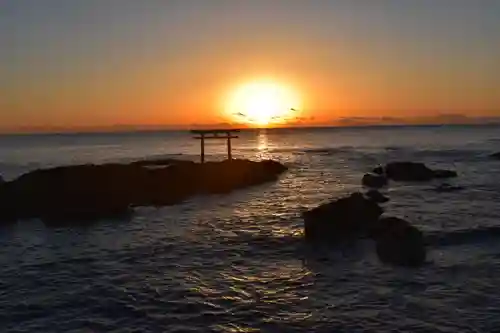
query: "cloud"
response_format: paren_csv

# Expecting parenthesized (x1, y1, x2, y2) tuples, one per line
(334, 114, 500, 126)
(230, 107, 306, 124)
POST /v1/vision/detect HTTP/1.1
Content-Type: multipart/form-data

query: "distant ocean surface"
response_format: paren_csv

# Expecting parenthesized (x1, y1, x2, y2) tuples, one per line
(1, 125, 500, 332)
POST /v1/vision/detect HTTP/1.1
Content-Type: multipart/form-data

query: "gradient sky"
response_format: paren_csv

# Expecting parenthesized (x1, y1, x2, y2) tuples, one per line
(1, 0, 500, 131)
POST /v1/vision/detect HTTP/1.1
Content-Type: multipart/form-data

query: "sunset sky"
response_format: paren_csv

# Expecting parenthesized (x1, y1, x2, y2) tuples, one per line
(1, 0, 499, 131)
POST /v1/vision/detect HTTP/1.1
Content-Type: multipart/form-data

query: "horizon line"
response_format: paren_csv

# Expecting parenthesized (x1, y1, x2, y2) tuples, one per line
(2, 121, 500, 136)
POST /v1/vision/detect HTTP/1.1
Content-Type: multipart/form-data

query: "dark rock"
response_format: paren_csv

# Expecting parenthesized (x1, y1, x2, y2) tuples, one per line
(432, 169, 458, 179)
(1, 159, 287, 226)
(370, 216, 408, 239)
(385, 162, 434, 181)
(372, 217, 426, 267)
(490, 152, 500, 160)
(302, 192, 383, 243)
(362, 173, 388, 188)
(373, 166, 384, 175)
(365, 190, 389, 204)
(0, 175, 4, 184)
(0, 181, 17, 224)
(384, 162, 456, 182)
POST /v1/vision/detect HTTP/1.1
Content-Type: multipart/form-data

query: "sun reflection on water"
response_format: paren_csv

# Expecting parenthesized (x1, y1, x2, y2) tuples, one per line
(257, 129, 269, 152)
(254, 129, 272, 161)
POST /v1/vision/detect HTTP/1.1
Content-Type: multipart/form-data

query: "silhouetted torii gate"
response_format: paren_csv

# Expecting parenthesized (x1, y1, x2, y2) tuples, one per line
(190, 129, 241, 163)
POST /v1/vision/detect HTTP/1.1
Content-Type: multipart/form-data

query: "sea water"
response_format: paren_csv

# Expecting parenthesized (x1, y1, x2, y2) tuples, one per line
(1, 125, 500, 332)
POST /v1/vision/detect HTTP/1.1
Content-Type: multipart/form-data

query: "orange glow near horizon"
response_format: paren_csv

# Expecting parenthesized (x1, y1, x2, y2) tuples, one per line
(224, 80, 303, 127)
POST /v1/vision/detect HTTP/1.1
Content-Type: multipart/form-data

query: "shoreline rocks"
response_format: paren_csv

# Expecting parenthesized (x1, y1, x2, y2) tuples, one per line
(0, 158, 287, 226)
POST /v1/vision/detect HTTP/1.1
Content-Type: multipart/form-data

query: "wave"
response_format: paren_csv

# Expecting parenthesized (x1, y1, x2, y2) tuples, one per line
(266, 146, 357, 155)
(237, 146, 358, 156)
(266, 146, 490, 162)
(302, 147, 356, 155)
(410, 148, 489, 159)
(426, 226, 500, 247)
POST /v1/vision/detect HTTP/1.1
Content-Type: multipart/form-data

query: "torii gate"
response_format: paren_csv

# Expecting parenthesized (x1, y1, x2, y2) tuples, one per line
(190, 129, 241, 163)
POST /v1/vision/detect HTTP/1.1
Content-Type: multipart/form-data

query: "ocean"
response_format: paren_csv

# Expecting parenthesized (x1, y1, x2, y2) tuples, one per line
(1, 125, 500, 332)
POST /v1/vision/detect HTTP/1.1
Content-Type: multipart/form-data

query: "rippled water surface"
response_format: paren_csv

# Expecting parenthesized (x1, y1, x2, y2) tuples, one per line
(1, 126, 500, 332)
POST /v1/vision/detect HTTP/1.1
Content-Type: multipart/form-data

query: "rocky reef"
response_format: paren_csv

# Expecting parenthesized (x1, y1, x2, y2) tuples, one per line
(302, 193, 426, 267)
(362, 162, 457, 196)
(0, 158, 287, 226)
(303, 160, 459, 267)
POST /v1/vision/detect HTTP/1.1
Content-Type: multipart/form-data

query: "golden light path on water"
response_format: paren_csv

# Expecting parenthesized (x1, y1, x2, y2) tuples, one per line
(178, 129, 316, 331)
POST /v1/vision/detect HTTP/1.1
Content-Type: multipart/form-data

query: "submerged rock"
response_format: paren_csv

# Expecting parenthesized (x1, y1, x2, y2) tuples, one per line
(384, 162, 457, 182)
(0, 159, 287, 226)
(490, 152, 500, 160)
(365, 190, 389, 204)
(373, 217, 426, 267)
(362, 173, 388, 189)
(302, 193, 383, 243)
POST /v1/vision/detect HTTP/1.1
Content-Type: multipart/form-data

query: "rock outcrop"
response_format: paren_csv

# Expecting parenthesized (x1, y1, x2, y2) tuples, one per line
(0, 159, 287, 225)
(301, 160, 456, 267)
(373, 166, 384, 175)
(372, 217, 426, 267)
(362, 173, 388, 189)
(379, 162, 457, 182)
(0, 182, 14, 224)
(365, 190, 389, 204)
(491, 152, 500, 160)
(302, 193, 383, 243)
(303, 186, 426, 266)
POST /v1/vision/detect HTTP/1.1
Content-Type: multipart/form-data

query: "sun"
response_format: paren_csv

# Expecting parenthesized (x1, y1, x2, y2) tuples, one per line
(226, 80, 301, 126)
